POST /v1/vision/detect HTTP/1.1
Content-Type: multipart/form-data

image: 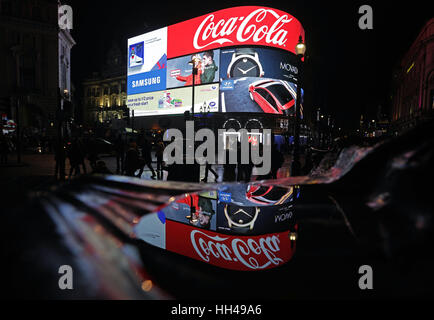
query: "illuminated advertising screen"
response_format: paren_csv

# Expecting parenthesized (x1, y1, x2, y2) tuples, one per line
(167, 50, 220, 88)
(127, 28, 167, 95)
(128, 83, 219, 117)
(127, 6, 304, 117)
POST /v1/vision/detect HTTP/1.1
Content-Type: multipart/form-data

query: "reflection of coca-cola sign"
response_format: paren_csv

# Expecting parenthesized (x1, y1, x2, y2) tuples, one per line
(168, 6, 304, 58)
(166, 220, 295, 271)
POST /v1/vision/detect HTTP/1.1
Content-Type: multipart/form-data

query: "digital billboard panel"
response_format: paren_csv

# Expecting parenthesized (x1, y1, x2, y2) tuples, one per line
(127, 6, 304, 117)
(219, 47, 299, 83)
(167, 6, 304, 58)
(220, 77, 297, 115)
(128, 83, 219, 117)
(127, 28, 167, 95)
(167, 49, 220, 89)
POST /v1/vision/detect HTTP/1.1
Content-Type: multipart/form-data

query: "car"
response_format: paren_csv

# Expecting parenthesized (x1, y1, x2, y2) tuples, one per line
(246, 184, 294, 205)
(248, 80, 296, 115)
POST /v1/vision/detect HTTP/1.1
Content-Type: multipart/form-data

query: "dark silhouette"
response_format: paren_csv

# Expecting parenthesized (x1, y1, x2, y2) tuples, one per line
(114, 134, 125, 174)
(155, 139, 165, 180)
(137, 135, 156, 179)
(67, 138, 85, 179)
(223, 148, 236, 182)
(124, 142, 140, 177)
(0, 134, 10, 164)
(92, 160, 112, 174)
(264, 143, 284, 179)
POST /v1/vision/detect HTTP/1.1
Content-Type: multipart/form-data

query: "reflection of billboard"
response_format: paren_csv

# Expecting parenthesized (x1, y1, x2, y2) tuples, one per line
(127, 28, 167, 94)
(127, 83, 219, 116)
(220, 77, 297, 114)
(167, 50, 220, 88)
(216, 202, 294, 236)
(166, 220, 295, 271)
(220, 47, 299, 83)
(162, 193, 217, 231)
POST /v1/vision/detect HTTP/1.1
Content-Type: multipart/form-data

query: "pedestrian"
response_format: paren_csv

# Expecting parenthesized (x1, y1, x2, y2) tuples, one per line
(124, 142, 140, 177)
(155, 139, 165, 180)
(137, 135, 156, 179)
(223, 148, 237, 182)
(114, 134, 125, 174)
(87, 137, 98, 171)
(201, 146, 218, 183)
(67, 138, 82, 179)
(264, 143, 284, 180)
(236, 144, 253, 182)
(77, 137, 87, 174)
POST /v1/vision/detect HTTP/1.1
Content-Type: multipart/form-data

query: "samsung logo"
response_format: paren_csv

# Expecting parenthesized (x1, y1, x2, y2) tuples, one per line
(132, 76, 161, 88)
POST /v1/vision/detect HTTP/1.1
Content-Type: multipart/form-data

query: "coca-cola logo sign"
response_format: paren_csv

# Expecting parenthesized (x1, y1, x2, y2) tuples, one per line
(166, 220, 295, 271)
(168, 6, 304, 58)
(193, 8, 292, 50)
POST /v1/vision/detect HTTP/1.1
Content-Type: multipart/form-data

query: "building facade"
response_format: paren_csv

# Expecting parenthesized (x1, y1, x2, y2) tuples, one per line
(0, 0, 75, 136)
(82, 42, 128, 125)
(391, 18, 434, 133)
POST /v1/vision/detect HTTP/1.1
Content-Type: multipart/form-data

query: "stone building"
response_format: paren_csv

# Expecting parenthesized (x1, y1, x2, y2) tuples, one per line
(391, 18, 434, 133)
(82, 42, 128, 125)
(0, 0, 75, 135)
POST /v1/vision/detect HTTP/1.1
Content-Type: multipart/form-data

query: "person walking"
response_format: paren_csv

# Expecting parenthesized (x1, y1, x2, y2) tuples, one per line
(124, 142, 140, 177)
(155, 139, 165, 180)
(265, 143, 284, 180)
(114, 134, 125, 174)
(67, 138, 82, 179)
(201, 146, 218, 183)
(137, 135, 156, 179)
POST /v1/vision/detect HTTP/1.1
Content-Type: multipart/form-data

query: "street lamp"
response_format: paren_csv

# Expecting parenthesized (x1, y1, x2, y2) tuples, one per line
(291, 35, 306, 176)
(188, 56, 200, 119)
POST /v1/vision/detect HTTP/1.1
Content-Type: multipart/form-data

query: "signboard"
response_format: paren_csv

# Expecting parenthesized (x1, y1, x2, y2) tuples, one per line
(167, 6, 304, 58)
(128, 83, 219, 116)
(127, 6, 304, 117)
(127, 28, 167, 94)
(165, 220, 295, 271)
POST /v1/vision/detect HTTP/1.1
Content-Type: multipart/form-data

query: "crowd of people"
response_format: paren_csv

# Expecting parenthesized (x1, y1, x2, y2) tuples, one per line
(3, 126, 320, 183)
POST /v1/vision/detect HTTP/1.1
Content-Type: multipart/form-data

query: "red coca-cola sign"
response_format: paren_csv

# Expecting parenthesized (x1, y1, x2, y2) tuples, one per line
(168, 6, 304, 58)
(166, 220, 295, 271)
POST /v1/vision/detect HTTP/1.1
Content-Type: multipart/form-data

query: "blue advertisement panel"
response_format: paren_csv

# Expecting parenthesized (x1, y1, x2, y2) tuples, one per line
(127, 28, 168, 95)
(127, 69, 167, 95)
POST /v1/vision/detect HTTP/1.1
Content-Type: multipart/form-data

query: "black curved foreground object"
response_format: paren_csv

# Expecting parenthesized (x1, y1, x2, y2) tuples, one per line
(2, 120, 433, 299)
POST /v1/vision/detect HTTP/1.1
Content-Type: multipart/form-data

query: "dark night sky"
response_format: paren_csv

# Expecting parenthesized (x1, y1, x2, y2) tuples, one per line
(68, 0, 432, 129)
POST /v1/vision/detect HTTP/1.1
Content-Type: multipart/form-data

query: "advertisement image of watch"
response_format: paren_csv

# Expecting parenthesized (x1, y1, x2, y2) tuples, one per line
(224, 204, 260, 232)
(227, 48, 264, 78)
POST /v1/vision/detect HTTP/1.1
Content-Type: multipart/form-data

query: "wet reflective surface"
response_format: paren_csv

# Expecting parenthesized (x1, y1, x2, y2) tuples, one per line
(2, 120, 434, 299)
